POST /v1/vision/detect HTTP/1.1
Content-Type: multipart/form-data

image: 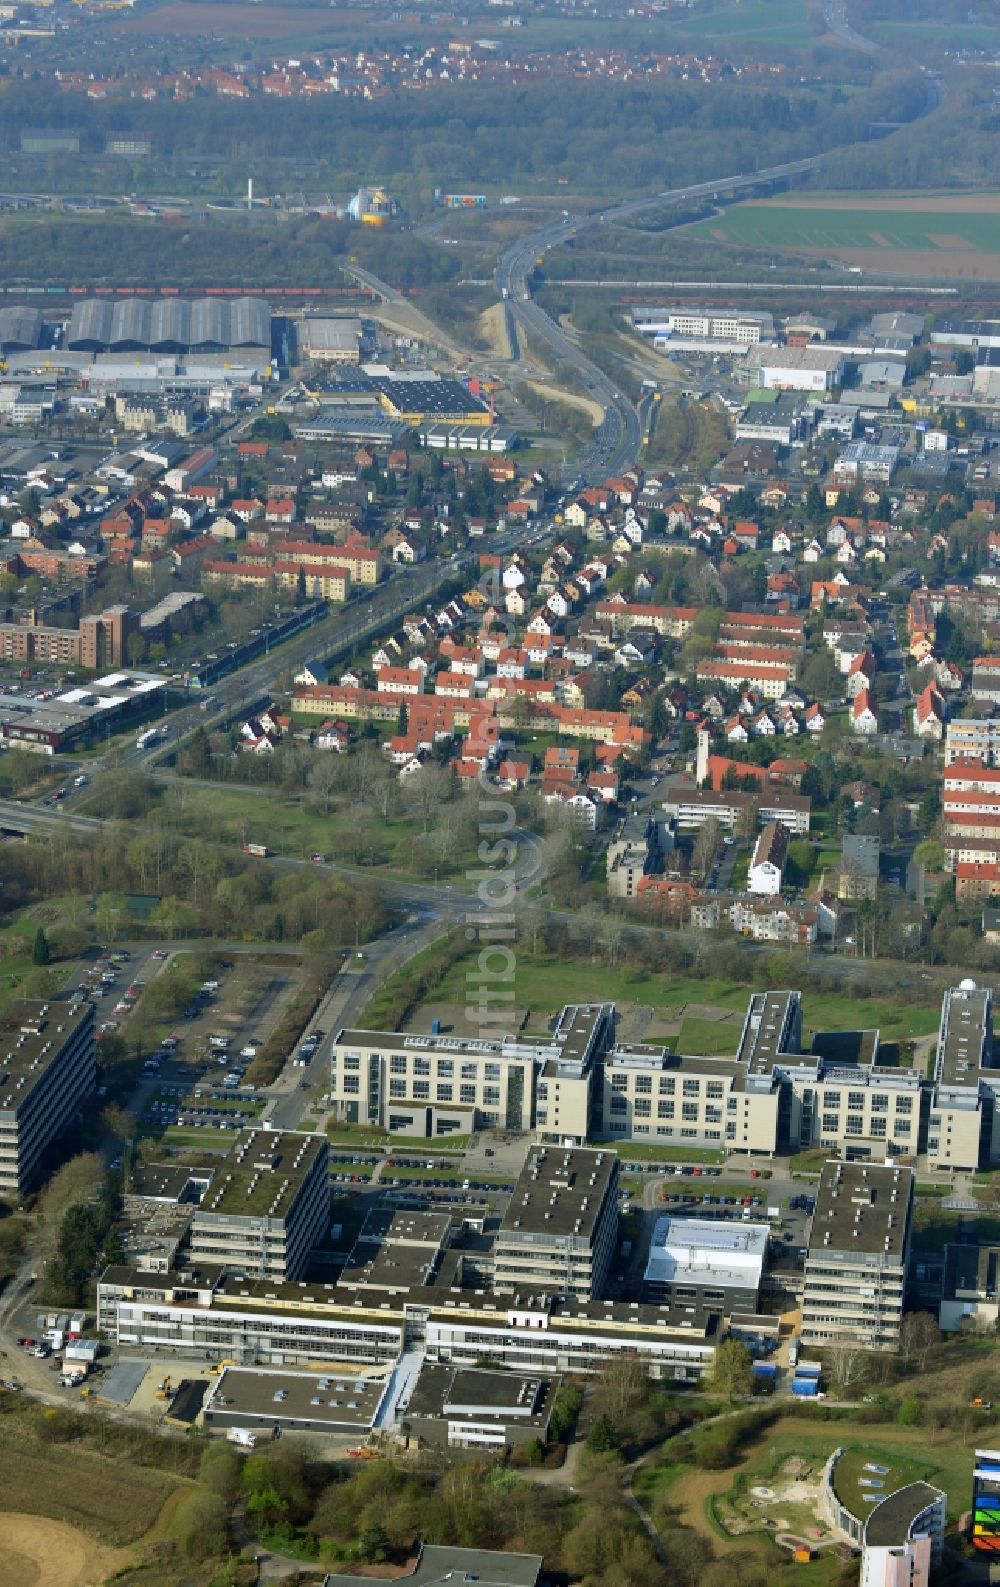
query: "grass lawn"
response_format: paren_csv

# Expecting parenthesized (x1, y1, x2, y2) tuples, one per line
(159, 782, 474, 878)
(668, 0, 816, 46)
(428, 954, 940, 1040)
(160, 1126, 235, 1149)
(326, 1126, 469, 1152)
(678, 1016, 741, 1057)
(688, 195, 1000, 256)
(612, 1141, 726, 1164)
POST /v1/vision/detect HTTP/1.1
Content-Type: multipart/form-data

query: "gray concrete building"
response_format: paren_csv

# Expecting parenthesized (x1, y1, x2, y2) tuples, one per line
(405, 1365, 557, 1452)
(801, 1160, 913, 1353)
(188, 1128, 329, 1281)
(0, 998, 96, 1194)
(494, 1145, 618, 1300)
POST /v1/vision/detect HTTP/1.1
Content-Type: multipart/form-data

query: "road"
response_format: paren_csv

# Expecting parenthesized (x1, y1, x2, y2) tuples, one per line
(822, 0, 886, 54)
(493, 158, 821, 487)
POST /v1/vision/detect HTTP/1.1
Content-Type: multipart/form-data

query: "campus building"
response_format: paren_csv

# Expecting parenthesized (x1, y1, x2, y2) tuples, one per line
(405, 1365, 558, 1452)
(860, 1485, 945, 1587)
(332, 980, 1000, 1172)
(188, 1129, 330, 1282)
(0, 998, 96, 1193)
(493, 1145, 619, 1301)
(643, 1216, 768, 1311)
(96, 1260, 721, 1382)
(801, 1160, 913, 1353)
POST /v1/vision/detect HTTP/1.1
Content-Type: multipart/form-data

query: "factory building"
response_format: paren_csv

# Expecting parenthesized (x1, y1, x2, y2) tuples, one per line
(66, 298, 271, 355)
(0, 307, 43, 354)
(299, 318, 362, 365)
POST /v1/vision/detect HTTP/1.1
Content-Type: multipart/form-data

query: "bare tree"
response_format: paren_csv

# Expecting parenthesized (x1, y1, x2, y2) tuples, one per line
(898, 1311, 940, 1372)
(692, 815, 723, 880)
(827, 1337, 872, 1391)
(593, 1353, 648, 1425)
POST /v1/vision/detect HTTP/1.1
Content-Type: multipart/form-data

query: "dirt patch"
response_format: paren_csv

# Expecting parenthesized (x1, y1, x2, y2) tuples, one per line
(477, 302, 511, 360)
(0, 1514, 132, 1587)
(831, 246, 1000, 279)
(928, 232, 975, 249)
(525, 379, 603, 427)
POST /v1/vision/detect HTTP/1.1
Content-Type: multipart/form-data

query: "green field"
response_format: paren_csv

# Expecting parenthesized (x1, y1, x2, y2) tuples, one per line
(668, 0, 816, 46)
(687, 196, 1000, 257)
(423, 955, 941, 1043)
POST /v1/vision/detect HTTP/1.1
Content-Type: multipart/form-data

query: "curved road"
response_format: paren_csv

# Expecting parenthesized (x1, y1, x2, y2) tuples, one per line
(494, 158, 820, 487)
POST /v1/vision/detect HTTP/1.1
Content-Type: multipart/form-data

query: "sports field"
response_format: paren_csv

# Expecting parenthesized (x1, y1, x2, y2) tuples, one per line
(688, 191, 1000, 279)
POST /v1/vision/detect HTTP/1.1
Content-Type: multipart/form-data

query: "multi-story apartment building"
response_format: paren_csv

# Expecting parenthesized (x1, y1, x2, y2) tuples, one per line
(801, 1160, 913, 1352)
(945, 719, 1000, 766)
(493, 1146, 618, 1301)
(188, 1129, 329, 1281)
(0, 605, 139, 670)
(0, 998, 96, 1193)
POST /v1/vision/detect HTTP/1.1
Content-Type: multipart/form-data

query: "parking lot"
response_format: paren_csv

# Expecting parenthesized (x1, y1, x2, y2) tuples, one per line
(76, 948, 306, 1147)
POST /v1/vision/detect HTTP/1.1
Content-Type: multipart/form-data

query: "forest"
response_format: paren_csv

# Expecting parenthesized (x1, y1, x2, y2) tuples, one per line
(0, 67, 925, 191)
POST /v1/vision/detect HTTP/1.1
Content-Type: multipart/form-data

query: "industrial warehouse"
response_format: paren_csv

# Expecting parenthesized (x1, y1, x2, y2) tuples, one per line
(65, 296, 271, 354)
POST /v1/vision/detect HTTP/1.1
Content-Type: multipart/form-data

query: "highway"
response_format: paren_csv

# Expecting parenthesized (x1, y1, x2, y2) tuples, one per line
(493, 158, 822, 486)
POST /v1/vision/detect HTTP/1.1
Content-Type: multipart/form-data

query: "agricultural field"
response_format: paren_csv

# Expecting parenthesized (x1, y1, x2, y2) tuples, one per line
(686, 191, 1000, 280)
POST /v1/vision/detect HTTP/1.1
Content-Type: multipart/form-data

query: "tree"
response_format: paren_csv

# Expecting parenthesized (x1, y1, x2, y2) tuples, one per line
(913, 838, 945, 874)
(827, 1338, 871, 1391)
(585, 1412, 620, 1455)
(898, 1310, 940, 1372)
(692, 815, 723, 880)
(31, 926, 49, 965)
(734, 797, 759, 844)
(711, 1337, 753, 1401)
(593, 1353, 648, 1425)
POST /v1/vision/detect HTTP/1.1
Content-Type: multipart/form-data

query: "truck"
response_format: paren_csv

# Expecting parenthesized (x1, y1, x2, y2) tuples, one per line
(135, 728, 161, 750)
(227, 1427, 258, 1449)
(242, 842, 269, 858)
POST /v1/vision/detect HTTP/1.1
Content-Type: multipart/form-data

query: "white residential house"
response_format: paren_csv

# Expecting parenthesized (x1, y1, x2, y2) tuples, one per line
(852, 690, 878, 735)
(748, 820, 789, 897)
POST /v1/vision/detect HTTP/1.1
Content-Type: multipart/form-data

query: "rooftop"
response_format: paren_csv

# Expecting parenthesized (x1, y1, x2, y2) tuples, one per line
(864, 1482, 945, 1548)
(207, 1366, 386, 1429)
(194, 1129, 326, 1222)
(500, 1145, 617, 1242)
(0, 999, 92, 1116)
(807, 1160, 912, 1260)
(644, 1215, 768, 1292)
(736, 989, 803, 1076)
(943, 1241, 1000, 1302)
(407, 1364, 556, 1429)
(935, 980, 992, 1089)
(322, 1544, 543, 1587)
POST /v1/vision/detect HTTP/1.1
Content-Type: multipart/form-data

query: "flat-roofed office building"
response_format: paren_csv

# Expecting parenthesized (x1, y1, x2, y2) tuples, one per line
(0, 998, 96, 1194)
(188, 1129, 329, 1281)
(801, 1160, 913, 1353)
(494, 1145, 618, 1301)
